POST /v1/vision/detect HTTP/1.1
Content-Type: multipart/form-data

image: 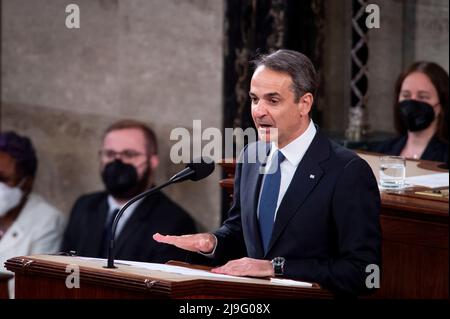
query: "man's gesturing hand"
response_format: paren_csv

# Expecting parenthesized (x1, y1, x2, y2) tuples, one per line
(153, 232, 216, 254)
(211, 257, 274, 277)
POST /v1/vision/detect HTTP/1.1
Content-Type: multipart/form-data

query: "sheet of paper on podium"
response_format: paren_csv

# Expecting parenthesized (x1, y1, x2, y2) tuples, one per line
(77, 256, 313, 288)
(405, 172, 449, 188)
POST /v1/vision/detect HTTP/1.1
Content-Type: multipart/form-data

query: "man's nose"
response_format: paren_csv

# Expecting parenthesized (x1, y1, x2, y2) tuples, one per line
(252, 101, 268, 117)
(113, 153, 124, 160)
(109, 152, 128, 162)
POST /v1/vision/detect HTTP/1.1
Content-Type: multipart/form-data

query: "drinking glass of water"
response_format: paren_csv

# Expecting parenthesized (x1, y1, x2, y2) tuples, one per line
(379, 156, 406, 189)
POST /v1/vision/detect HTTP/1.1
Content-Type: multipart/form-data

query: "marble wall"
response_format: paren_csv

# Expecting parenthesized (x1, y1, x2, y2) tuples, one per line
(1, 0, 224, 231)
(415, 0, 449, 70)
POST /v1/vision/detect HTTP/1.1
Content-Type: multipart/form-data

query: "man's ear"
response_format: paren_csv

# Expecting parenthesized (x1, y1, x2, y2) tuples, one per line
(149, 155, 159, 170)
(299, 93, 314, 116)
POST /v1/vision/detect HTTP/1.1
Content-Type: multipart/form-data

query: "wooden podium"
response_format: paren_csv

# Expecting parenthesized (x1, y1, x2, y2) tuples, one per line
(5, 255, 332, 299)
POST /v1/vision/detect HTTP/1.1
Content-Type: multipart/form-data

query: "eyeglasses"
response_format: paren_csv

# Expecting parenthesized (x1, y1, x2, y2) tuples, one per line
(99, 149, 146, 162)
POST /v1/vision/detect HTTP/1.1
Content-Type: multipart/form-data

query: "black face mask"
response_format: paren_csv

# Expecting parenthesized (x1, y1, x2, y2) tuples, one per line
(101, 159, 150, 200)
(398, 99, 435, 132)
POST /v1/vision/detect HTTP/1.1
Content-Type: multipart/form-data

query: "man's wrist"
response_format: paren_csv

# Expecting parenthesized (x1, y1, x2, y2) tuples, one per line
(198, 234, 217, 257)
(267, 260, 275, 277)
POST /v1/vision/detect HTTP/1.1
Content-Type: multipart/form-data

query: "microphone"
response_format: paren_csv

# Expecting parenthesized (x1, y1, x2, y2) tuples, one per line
(105, 157, 215, 268)
(169, 157, 215, 183)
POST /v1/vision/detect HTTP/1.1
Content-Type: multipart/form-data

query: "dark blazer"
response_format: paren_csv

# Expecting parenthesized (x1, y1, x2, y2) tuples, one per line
(61, 190, 196, 263)
(369, 135, 448, 163)
(212, 129, 382, 296)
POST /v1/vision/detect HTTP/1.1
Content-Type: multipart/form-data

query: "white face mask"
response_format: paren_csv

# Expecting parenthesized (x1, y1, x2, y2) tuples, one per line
(0, 182, 23, 217)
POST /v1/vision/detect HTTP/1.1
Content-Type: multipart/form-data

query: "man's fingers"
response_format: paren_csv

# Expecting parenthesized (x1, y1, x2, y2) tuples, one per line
(153, 233, 185, 247)
(210, 258, 272, 277)
(153, 233, 198, 251)
(211, 261, 235, 275)
(211, 267, 225, 274)
(153, 232, 216, 254)
(153, 233, 174, 244)
(211, 266, 225, 274)
(211, 265, 242, 276)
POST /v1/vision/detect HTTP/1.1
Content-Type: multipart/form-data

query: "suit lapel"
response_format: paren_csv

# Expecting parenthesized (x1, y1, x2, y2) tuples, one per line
(265, 131, 330, 255)
(243, 161, 265, 257)
(242, 142, 270, 258)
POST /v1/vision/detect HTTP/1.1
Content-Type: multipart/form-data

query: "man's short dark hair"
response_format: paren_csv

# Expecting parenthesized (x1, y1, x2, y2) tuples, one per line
(252, 49, 318, 103)
(0, 131, 38, 177)
(104, 119, 158, 155)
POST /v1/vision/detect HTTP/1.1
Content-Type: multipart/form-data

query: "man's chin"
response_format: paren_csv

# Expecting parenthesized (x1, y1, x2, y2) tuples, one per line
(257, 128, 278, 144)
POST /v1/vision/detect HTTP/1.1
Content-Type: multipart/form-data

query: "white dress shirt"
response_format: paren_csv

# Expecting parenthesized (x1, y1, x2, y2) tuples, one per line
(258, 120, 317, 220)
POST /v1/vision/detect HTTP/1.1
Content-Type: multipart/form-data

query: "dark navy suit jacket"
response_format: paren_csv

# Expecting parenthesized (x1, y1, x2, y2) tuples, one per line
(61, 190, 196, 263)
(213, 129, 382, 296)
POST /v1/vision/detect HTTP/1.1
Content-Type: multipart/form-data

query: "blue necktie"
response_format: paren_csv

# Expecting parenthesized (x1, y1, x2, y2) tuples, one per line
(258, 150, 285, 254)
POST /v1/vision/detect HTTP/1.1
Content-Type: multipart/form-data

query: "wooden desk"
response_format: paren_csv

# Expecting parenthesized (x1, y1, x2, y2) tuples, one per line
(218, 153, 449, 299)
(5, 255, 331, 299)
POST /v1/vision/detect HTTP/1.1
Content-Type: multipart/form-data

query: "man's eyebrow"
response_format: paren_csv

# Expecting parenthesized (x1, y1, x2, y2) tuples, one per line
(249, 92, 282, 98)
(264, 92, 281, 98)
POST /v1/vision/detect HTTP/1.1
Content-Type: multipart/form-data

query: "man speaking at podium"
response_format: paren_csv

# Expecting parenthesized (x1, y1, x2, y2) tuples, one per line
(154, 50, 382, 296)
